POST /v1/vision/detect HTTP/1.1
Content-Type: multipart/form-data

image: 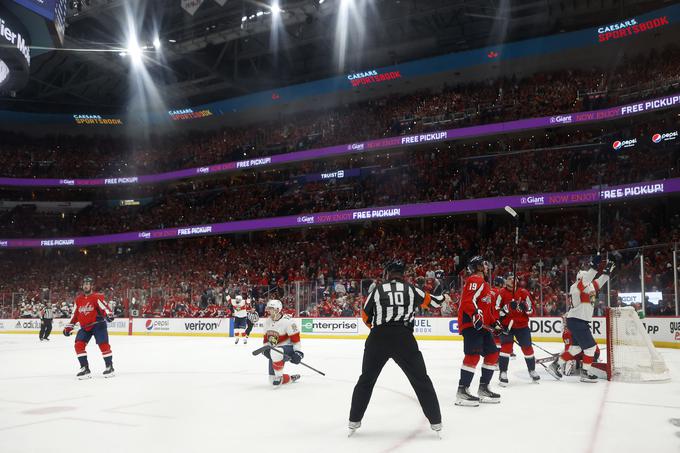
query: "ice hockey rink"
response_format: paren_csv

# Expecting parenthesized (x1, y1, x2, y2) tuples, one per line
(1, 335, 678, 453)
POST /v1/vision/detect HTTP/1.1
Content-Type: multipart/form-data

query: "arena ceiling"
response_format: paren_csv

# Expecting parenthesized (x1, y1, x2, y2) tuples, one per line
(0, 0, 670, 114)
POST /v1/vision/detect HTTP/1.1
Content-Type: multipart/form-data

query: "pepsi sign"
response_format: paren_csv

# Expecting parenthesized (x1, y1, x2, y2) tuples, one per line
(651, 131, 678, 143)
(612, 138, 637, 151)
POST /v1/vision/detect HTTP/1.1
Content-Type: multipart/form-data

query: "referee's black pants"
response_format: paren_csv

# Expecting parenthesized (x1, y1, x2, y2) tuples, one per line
(349, 324, 441, 425)
(39, 319, 53, 340)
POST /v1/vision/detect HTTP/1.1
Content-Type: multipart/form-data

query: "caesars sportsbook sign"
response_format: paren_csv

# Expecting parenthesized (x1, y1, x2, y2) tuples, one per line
(0, 9, 31, 90)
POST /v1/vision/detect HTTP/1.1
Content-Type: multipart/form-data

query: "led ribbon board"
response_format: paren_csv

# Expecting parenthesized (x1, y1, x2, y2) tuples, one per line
(0, 178, 676, 249)
(0, 92, 679, 188)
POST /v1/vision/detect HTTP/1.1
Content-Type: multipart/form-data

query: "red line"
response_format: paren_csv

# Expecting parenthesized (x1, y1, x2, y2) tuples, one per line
(586, 380, 611, 453)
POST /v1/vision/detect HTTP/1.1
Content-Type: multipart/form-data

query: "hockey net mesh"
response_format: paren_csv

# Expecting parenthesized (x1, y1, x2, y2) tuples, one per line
(606, 307, 670, 382)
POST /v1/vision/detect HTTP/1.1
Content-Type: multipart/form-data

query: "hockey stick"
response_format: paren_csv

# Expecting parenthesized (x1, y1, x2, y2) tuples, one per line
(80, 319, 109, 329)
(511, 338, 560, 379)
(251, 344, 270, 356)
(504, 206, 519, 298)
(530, 341, 558, 357)
(253, 344, 326, 376)
(535, 353, 560, 365)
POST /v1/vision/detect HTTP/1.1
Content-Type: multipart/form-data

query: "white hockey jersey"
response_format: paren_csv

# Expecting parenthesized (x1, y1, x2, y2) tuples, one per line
(231, 297, 247, 318)
(567, 268, 609, 322)
(263, 314, 301, 351)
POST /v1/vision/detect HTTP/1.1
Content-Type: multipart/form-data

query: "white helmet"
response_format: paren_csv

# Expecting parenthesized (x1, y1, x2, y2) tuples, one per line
(235, 295, 243, 303)
(266, 299, 283, 314)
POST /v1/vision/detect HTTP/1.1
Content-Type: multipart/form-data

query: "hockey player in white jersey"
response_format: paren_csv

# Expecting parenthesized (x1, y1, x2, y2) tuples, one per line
(232, 295, 248, 344)
(262, 299, 303, 387)
(549, 256, 614, 382)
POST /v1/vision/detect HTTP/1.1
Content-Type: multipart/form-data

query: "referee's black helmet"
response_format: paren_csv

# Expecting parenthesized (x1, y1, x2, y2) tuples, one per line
(384, 260, 406, 277)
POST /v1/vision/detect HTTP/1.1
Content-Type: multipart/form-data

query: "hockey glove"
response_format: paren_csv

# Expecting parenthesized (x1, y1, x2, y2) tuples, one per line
(105, 314, 114, 323)
(491, 320, 506, 336)
(291, 350, 304, 365)
(603, 261, 616, 276)
(590, 254, 602, 269)
(63, 324, 74, 337)
(519, 301, 530, 313)
(509, 300, 519, 310)
(498, 304, 510, 319)
(472, 310, 484, 331)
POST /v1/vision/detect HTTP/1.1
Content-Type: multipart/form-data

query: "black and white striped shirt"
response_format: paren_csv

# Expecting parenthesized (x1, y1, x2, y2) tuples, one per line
(41, 308, 53, 319)
(362, 279, 445, 329)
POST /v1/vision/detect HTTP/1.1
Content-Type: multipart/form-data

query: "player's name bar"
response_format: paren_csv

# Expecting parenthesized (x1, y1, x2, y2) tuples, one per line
(0, 178, 676, 249)
(0, 93, 678, 188)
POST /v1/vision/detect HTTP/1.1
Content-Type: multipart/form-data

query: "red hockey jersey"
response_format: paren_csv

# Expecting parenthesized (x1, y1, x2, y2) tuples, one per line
(458, 274, 496, 331)
(69, 292, 110, 331)
(497, 286, 534, 329)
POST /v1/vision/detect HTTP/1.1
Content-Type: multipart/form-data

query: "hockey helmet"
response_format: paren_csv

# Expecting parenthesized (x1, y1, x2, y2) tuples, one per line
(266, 299, 283, 314)
(467, 256, 486, 273)
(384, 260, 406, 276)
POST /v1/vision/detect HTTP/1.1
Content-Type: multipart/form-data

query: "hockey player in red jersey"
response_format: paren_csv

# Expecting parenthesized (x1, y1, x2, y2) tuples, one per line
(63, 277, 115, 379)
(456, 256, 502, 406)
(496, 275, 540, 386)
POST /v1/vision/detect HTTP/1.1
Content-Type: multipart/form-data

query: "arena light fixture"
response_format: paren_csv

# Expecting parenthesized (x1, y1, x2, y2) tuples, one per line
(127, 37, 143, 65)
(153, 36, 161, 49)
(271, 2, 282, 15)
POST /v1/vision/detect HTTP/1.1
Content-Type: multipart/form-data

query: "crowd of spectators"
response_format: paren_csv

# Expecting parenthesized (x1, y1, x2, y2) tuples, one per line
(1, 115, 677, 239)
(1, 203, 678, 319)
(0, 46, 678, 179)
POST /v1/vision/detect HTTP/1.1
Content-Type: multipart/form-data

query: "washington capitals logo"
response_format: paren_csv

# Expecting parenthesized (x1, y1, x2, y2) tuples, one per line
(78, 305, 95, 315)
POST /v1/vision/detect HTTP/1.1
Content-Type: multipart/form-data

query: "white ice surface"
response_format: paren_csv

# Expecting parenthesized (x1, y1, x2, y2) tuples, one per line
(1, 335, 679, 453)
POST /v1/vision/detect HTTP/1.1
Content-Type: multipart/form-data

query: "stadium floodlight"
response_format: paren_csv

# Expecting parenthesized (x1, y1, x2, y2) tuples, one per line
(271, 2, 282, 15)
(241, 16, 247, 22)
(127, 37, 143, 65)
(256, 11, 264, 17)
(153, 37, 161, 49)
(319, 0, 325, 4)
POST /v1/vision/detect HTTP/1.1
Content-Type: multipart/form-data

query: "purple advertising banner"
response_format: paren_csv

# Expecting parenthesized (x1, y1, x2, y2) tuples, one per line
(1, 93, 679, 188)
(0, 178, 676, 249)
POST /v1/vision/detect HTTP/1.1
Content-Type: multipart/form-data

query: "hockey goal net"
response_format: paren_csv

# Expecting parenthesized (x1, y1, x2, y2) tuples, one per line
(606, 307, 670, 382)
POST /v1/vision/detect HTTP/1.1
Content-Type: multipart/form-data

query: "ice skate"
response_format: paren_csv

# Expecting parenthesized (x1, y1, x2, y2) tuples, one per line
(478, 383, 500, 403)
(77, 366, 91, 380)
(455, 385, 480, 407)
(499, 371, 509, 387)
(580, 368, 598, 383)
(348, 421, 361, 437)
(547, 360, 563, 380)
(529, 370, 540, 382)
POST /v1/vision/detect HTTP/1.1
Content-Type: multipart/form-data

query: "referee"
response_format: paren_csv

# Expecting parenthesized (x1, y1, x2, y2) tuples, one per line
(39, 303, 54, 341)
(348, 260, 448, 437)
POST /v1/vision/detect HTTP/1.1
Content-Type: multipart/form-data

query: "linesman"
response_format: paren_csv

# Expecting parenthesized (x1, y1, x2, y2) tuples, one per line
(348, 260, 448, 437)
(39, 303, 54, 341)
